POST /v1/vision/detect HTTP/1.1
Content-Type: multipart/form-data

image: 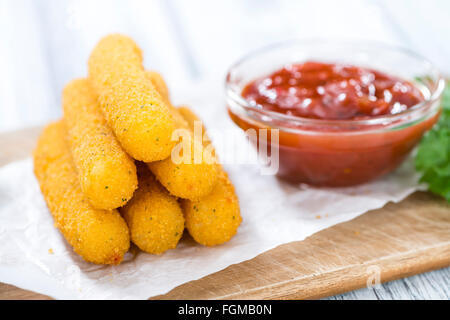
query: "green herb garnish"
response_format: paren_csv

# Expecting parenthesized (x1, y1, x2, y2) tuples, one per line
(415, 81, 450, 202)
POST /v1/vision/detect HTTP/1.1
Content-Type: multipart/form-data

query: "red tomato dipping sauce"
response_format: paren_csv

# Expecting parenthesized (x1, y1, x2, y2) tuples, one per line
(242, 62, 423, 120)
(228, 60, 442, 187)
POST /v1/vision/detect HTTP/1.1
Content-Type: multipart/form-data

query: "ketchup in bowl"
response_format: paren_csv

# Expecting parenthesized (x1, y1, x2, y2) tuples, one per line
(226, 42, 444, 187)
(242, 62, 423, 120)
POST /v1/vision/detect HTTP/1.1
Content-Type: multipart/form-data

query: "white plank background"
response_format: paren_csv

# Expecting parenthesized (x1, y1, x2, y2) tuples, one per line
(0, 0, 449, 299)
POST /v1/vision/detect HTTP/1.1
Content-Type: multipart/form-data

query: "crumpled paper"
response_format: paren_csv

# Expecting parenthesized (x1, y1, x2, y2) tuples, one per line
(0, 154, 423, 299)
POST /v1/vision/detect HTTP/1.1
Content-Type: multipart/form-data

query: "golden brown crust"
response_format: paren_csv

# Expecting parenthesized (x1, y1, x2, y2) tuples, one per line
(33, 121, 130, 264)
(120, 165, 185, 254)
(88, 34, 176, 162)
(63, 79, 137, 210)
(177, 107, 242, 246)
(182, 170, 241, 246)
(146, 72, 218, 200)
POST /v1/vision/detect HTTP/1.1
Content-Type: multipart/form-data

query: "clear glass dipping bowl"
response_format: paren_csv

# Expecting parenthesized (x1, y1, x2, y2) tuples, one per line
(226, 40, 445, 186)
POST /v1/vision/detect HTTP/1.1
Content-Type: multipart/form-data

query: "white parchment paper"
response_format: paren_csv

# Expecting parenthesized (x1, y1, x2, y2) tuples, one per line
(0, 85, 425, 299)
(0, 155, 423, 299)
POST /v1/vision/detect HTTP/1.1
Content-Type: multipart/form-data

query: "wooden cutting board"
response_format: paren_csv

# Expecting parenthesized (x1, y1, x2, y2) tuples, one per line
(0, 126, 449, 300)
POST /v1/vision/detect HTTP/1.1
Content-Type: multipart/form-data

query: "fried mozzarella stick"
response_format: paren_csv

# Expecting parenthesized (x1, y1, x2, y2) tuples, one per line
(178, 107, 242, 246)
(88, 34, 176, 162)
(33, 121, 130, 264)
(146, 71, 170, 104)
(120, 165, 185, 254)
(146, 71, 218, 200)
(146, 71, 188, 128)
(63, 79, 138, 210)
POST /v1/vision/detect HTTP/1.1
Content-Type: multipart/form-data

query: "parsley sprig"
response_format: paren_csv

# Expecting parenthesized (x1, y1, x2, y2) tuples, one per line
(415, 81, 450, 201)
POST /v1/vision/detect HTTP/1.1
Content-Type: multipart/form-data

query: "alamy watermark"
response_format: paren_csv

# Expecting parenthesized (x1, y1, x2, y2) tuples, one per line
(366, 265, 382, 290)
(170, 120, 280, 175)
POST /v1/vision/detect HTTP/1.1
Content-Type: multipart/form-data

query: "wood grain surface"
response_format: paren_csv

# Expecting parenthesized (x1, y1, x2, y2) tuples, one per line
(0, 127, 449, 300)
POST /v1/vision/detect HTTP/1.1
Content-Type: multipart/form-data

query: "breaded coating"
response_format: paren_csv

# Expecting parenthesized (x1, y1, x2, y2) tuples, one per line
(146, 71, 218, 200)
(146, 71, 188, 132)
(146, 71, 170, 104)
(178, 107, 242, 246)
(182, 170, 241, 246)
(120, 165, 185, 254)
(148, 135, 218, 200)
(88, 34, 176, 162)
(63, 79, 138, 210)
(33, 121, 130, 265)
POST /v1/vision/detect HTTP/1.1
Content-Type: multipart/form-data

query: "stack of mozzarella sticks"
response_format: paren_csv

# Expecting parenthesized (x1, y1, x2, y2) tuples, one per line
(33, 34, 241, 265)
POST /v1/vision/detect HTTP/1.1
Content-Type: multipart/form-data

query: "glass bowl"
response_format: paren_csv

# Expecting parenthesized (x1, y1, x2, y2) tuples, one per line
(226, 40, 445, 186)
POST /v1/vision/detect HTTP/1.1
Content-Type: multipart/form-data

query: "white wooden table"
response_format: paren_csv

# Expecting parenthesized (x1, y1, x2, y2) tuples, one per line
(0, 0, 449, 299)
